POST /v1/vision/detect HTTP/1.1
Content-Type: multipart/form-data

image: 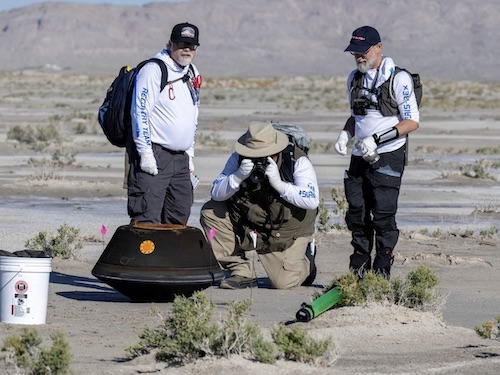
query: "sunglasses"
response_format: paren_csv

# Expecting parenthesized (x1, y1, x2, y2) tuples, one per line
(175, 42, 198, 51)
(350, 45, 374, 57)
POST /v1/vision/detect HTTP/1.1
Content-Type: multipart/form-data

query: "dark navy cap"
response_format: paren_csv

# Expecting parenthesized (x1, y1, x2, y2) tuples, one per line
(344, 26, 381, 53)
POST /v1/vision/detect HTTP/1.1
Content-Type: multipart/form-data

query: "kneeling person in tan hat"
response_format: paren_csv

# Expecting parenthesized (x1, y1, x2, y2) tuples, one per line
(200, 121, 319, 289)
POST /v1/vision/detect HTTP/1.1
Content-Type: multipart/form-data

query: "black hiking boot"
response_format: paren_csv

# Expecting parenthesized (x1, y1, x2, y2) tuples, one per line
(373, 250, 394, 280)
(349, 251, 371, 280)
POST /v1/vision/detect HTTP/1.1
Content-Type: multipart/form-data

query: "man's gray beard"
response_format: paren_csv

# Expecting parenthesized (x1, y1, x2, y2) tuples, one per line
(357, 55, 377, 73)
(175, 54, 194, 67)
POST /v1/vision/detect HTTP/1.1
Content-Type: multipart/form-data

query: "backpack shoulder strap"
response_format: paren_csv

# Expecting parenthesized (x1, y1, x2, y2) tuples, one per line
(351, 70, 364, 89)
(136, 58, 169, 92)
(389, 66, 413, 102)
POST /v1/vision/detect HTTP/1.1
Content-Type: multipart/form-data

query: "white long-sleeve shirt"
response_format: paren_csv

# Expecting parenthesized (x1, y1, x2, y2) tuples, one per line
(131, 49, 200, 170)
(347, 56, 420, 155)
(211, 152, 319, 210)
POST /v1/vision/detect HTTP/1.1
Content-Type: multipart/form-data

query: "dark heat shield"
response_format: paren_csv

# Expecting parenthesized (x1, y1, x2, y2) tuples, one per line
(91, 225, 224, 301)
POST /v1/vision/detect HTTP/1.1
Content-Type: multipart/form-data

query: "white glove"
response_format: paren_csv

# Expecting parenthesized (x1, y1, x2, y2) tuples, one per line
(356, 136, 380, 164)
(335, 130, 351, 155)
(232, 159, 254, 185)
(139, 149, 158, 175)
(357, 136, 378, 156)
(265, 157, 288, 195)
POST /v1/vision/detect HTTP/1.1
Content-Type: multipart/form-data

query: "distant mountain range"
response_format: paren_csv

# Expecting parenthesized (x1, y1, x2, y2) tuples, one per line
(0, 0, 497, 81)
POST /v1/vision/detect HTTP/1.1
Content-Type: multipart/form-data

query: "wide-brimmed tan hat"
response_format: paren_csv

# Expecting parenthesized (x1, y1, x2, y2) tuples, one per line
(235, 121, 289, 158)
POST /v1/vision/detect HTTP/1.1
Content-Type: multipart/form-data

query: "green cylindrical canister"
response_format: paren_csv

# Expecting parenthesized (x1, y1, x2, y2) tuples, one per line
(295, 286, 343, 322)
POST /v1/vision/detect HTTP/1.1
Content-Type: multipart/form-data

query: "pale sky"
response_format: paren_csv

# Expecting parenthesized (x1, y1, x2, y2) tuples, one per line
(0, 0, 187, 13)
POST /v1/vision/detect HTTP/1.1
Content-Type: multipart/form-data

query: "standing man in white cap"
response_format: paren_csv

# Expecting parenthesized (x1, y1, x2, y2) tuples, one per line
(334, 26, 419, 279)
(128, 22, 202, 225)
(200, 121, 319, 289)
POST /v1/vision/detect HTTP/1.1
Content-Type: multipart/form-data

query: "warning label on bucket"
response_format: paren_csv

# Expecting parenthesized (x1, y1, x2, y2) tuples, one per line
(12, 295, 30, 317)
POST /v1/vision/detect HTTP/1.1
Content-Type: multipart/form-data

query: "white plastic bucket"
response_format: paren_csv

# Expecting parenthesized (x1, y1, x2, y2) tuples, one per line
(0, 256, 52, 325)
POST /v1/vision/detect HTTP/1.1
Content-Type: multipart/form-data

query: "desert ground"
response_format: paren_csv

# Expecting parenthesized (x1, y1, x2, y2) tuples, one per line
(0, 71, 499, 374)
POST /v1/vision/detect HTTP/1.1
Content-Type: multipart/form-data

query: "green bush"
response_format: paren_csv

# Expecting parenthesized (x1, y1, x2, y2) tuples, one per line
(331, 186, 348, 228)
(475, 316, 500, 341)
(25, 223, 84, 259)
(272, 325, 331, 363)
(127, 291, 332, 366)
(7, 124, 61, 152)
(327, 265, 442, 313)
(316, 198, 330, 231)
(395, 265, 439, 308)
(127, 292, 217, 364)
(251, 337, 276, 364)
(127, 292, 271, 365)
(213, 299, 263, 358)
(1, 328, 72, 374)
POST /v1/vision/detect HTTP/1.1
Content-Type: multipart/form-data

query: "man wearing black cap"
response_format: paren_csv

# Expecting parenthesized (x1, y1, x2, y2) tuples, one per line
(128, 22, 202, 224)
(334, 26, 420, 279)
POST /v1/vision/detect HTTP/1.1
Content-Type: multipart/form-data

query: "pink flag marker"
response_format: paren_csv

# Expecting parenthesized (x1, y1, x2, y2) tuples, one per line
(209, 227, 216, 242)
(101, 225, 107, 236)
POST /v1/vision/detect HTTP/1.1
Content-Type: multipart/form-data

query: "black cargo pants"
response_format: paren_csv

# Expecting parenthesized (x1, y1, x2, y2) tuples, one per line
(343, 145, 405, 277)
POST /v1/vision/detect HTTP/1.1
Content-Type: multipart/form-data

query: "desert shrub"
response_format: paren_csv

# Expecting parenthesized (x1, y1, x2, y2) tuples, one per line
(25, 223, 84, 259)
(432, 228, 442, 238)
(316, 198, 330, 232)
(326, 265, 442, 313)
(333, 272, 391, 306)
(7, 124, 61, 152)
(7, 124, 37, 144)
(128, 291, 217, 365)
(331, 186, 348, 229)
(475, 316, 500, 341)
(251, 337, 276, 364)
(1, 328, 72, 375)
(272, 325, 331, 363)
(24, 147, 76, 181)
(127, 292, 272, 365)
(479, 226, 498, 238)
(213, 299, 262, 357)
(51, 148, 76, 166)
(462, 159, 496, 180)
(357, 271, 393, 303)
(127, 291, 333, 366)
(392, 265, 440, 310)
(476, 146, 500, 154)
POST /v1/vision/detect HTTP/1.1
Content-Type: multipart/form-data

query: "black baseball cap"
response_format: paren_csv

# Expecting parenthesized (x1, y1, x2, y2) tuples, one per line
(344, 26, 381, 54)
(170, 22, 200, 46)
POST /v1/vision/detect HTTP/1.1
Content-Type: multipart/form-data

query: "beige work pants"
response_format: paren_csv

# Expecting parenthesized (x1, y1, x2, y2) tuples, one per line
(200, 199, 312, 289)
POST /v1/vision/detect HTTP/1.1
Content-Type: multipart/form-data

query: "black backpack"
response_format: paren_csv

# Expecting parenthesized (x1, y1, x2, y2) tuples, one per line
(98, 58, 168, 147)
(271, 122, 310, 182)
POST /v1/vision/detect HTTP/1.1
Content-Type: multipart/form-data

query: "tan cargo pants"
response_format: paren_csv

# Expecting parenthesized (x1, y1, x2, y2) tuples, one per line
(200, 199, 312, 289)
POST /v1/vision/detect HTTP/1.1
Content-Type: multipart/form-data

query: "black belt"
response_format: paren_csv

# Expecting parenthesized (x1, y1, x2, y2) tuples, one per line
(153, 143, 185, 154)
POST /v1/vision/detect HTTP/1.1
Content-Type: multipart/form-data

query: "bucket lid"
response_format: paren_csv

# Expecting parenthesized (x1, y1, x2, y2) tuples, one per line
(0, 250, 52, 258)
